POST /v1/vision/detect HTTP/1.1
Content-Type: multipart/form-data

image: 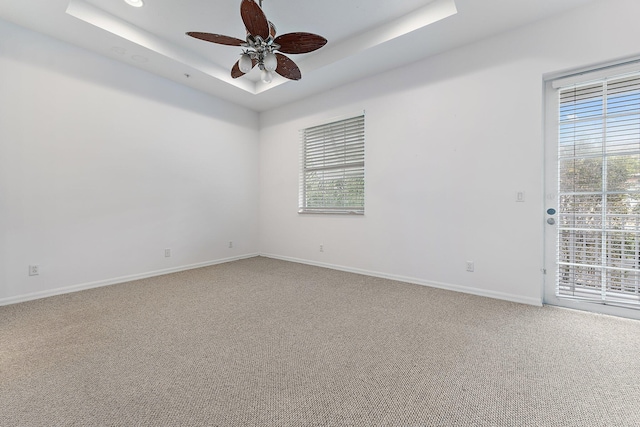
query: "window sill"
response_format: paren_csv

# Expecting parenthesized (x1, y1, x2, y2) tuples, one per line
(298, 209, 364, 215)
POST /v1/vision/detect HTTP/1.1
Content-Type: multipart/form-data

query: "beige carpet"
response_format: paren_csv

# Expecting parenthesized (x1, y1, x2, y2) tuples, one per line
(1, 256, 640, 426)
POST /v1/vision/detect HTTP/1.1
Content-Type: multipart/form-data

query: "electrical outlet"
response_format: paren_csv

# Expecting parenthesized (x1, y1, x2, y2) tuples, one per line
(229, 241, 233, 249)
(29, 265, 39, 276)
(164, 248, 171, 258)
(319, 244, 324, 252)
(466, 261, 475, 272)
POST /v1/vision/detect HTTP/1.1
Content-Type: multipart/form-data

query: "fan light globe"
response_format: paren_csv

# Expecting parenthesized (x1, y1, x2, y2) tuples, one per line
(264, 53, 277, 72)
(239, 54, 253, 73)
(261, 69, 273, 84)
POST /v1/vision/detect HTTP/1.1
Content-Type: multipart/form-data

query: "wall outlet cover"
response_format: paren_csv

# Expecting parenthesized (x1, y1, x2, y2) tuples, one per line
(29, 265, 40, 276)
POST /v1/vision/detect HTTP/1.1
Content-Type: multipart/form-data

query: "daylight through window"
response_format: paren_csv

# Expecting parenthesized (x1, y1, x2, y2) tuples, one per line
(299, 114, 365, 214)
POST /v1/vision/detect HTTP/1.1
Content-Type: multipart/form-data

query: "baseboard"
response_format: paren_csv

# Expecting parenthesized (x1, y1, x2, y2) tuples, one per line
(260, 253, 542, 307)
(2, 253, 542, 308)
(0, 253, 259, 307)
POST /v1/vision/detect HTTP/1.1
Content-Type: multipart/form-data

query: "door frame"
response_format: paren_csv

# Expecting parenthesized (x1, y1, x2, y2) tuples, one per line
(543, 73, 640, 321)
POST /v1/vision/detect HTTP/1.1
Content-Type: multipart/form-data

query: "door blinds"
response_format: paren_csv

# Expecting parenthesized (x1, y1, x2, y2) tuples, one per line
(556, 69, 640, 307)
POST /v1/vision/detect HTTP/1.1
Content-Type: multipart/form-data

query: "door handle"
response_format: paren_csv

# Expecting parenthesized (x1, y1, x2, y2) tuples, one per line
(546, 208, 556, 225)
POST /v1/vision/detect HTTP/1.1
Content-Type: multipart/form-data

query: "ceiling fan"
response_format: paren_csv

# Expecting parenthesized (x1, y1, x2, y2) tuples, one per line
(186, 0, 327, 84)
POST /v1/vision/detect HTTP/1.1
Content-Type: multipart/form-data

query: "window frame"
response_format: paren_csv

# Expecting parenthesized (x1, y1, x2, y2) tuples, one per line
(298, 113, 365, 215)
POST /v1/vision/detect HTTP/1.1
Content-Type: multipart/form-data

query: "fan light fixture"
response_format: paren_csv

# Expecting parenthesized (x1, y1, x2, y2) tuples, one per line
(242, 33, 281, 83)
(186, 0, 327, 84)
(124, 0, 144, 8)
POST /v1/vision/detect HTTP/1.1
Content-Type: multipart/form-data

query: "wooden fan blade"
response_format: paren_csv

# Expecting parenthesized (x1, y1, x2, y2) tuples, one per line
(240, 0, 270, 40)
(274, 33, 327, 54)
(186, 32, 245, 46)
(275, 53, 301, 80)
(230, 58, 257, 79)
(269, 21, 277, 38)
(231, 61, 244, 79)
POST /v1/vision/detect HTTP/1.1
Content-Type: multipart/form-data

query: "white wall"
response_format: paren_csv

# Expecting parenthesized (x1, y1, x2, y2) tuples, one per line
(258, 0, 640, 305)
(0, 19, 260, 303)
(4, 0, 640, 308)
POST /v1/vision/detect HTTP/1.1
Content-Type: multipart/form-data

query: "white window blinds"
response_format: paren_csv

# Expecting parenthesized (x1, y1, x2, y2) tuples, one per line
(299, 114, 365, 214)
(556, 68, 640, 307)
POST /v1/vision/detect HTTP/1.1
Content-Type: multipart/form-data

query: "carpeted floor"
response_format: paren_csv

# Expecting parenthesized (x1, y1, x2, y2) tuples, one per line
(1, 256, 640, 426)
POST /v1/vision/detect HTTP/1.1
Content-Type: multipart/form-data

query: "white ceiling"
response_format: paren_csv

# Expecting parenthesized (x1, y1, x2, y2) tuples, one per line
(0, 0, 599, 112)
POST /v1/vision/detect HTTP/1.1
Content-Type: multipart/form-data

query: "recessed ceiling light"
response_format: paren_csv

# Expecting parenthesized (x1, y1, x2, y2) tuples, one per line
(124, 0, 144, 7)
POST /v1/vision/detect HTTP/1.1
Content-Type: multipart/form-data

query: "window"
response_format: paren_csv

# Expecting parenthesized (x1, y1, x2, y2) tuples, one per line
(554, 64, 640, 307)
(299, 114, 365, 214)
